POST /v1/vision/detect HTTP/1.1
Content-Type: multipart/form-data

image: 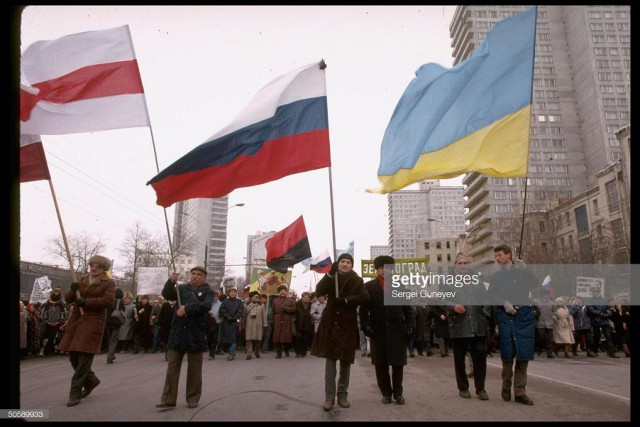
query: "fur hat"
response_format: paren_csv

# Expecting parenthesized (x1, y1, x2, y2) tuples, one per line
(337, 253, 354, 264)
(555, 297, 565, 306)
(454, 253, 471, 264)
(88, 255, 110, 270)
(374, 255, 395, 270)
(277, 284, 288, 293)
(190, 266, 207, 275)
(249, 291, 259, 298)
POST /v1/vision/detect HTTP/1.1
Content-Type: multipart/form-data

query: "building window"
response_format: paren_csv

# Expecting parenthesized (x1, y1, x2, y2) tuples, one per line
(611, 219, 625, 249)
(593, 199, 599, 215)
(575, 205, 589, 233)
(605, 180, 620, 213)
(424, 242, 430, 250)
(437, 254, 442, 262)
(436, 241, 441, 249)
(447, 254, 451, 262)
(578, 238, 593, 263)
(446, 241, 451, 249)
(565, 212, 571, 226)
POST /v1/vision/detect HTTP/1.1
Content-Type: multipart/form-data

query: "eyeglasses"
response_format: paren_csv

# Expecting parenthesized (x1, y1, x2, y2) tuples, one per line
(89, 263, 105, 268)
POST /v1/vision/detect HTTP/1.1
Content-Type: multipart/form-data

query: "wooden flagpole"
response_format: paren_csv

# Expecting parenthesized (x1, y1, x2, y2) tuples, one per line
(47, 178, 83, 315)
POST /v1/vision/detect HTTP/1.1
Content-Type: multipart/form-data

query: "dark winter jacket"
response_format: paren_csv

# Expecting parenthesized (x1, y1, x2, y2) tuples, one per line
(360, 277, 415, 366)
(162, 279, 213, 351)
(311, 270, 369, 363)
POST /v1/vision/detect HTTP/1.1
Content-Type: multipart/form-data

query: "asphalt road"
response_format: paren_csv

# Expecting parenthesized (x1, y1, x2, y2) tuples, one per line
(16, 349, 631, 422)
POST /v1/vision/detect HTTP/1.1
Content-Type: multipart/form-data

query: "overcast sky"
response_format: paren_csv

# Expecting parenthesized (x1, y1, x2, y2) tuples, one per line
(18, 5, 463, 293)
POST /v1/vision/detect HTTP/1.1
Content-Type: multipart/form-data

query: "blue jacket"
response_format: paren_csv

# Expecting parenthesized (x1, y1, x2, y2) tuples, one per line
(490, 265, 539, 361)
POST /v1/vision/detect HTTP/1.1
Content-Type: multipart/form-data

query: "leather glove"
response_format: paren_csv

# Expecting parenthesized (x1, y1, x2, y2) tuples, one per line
(334, 298, 347, 307)
(75, 297, 86, 307)
(328, 262, 339, 276)
(406, 327, 414, 337)
(363, 326, 374, 337)
(504, 301, 518, 315)
(115, 288, 124, 299)
(70, 282, 80, 293)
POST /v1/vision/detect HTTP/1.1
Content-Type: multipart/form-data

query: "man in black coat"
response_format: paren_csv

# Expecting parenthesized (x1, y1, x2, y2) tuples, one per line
(156, 266, 213, 410)
(360, 255, 416, 405)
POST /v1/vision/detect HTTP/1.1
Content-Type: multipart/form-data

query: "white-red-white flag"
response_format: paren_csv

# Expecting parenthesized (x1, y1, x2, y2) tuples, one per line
(20, 25, 150, 135)
(20, 134, 51, 183)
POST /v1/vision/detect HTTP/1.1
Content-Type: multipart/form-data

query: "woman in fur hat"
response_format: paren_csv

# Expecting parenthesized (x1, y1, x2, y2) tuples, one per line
(57, 254, 115, 407)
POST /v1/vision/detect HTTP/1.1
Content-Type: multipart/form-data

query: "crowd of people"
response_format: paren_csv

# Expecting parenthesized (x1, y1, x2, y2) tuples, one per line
(19, 248, 631, 411)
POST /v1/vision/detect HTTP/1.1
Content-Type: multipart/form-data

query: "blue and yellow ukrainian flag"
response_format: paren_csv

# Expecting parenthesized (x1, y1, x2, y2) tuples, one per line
(369, 7, 537, 194)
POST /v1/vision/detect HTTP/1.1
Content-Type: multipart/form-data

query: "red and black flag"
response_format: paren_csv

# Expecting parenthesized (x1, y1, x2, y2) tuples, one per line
(266, 216, 312, 273)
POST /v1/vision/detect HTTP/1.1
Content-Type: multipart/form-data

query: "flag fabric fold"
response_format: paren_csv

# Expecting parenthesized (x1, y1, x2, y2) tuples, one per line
(336, 240, 354, 259)
(147, 61, 331, 207)
(266, 216, 312, 273)
(309, 249, 332, 274)
(20, 134, 51, 183)
(368, 7, 537, 194)
(20, 25, 149, 135)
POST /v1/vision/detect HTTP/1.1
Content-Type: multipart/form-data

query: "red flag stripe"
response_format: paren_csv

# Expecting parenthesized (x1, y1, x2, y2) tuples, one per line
(266, 216, 309, 261)
(21, 60, 144, 121)
(20, 141, 51, 183)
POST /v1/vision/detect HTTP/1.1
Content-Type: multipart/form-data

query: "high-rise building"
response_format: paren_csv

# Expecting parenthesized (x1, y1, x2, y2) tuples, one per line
(388, 180, 465, 258)
(450, 6, 630, 263)
(369, 245, 391, 260)
(173, 197, 230, 288)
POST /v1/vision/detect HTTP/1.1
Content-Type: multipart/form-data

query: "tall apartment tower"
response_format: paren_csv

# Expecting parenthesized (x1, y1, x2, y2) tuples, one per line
(173, 197, 230, 288)
(388, 180, 465, 259)
(450, 6, 630, 263)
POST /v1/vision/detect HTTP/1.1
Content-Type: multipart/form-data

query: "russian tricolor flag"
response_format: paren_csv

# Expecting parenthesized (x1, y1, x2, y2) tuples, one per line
(310, 249, 332, 274)
(147, 61, 331, 207)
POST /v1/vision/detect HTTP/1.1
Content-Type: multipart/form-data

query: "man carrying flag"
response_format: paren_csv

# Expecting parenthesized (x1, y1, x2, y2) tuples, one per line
(311, 253, 369, 411)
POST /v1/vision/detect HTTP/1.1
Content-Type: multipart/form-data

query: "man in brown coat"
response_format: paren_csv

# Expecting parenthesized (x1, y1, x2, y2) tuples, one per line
(271, 284, 297, 358)
(311, 253, 369, 411)
(58, 255, 115, 407)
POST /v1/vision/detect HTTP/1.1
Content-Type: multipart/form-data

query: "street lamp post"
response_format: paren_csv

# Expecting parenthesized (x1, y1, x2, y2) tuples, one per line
(461, 224, 482, 255)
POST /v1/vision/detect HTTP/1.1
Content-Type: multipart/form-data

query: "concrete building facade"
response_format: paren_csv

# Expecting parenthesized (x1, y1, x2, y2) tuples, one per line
(450, 6, 630, 263)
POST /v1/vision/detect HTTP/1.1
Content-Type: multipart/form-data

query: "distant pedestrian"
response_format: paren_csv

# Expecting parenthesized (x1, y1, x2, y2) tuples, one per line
(271, 284, 296, 358)
(219, 287, 244, 361)
(105, 288, 125, 364)
(243, 291, 267, 360)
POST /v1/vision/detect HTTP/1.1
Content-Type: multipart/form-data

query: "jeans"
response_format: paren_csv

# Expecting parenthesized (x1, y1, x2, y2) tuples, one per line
(152, 325, 161, 353)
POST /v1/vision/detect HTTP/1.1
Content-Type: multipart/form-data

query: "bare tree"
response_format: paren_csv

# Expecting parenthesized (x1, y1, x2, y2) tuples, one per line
(118, 221, 169, 293)
(48, 231, 107, 274)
